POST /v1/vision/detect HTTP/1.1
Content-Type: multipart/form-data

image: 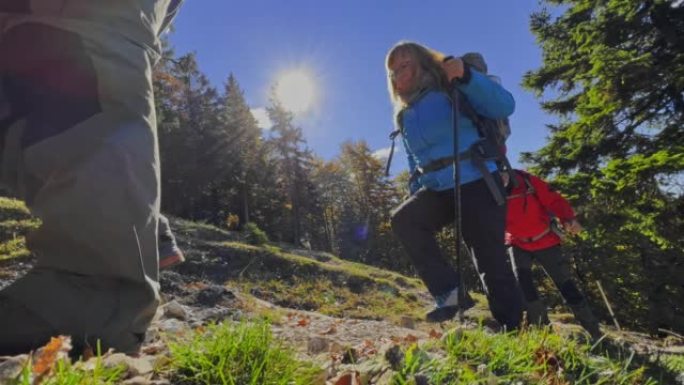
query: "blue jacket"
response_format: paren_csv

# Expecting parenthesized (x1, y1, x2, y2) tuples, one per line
(400, 70, 515, 193)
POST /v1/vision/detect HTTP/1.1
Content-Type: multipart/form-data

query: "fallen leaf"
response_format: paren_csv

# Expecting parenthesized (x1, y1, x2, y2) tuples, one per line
(321, 324, 337, 335)
(429, 329, 443, 339)
(333, 371, 360, 385)
(81, 345, 95, 361)
(404, 334, 418, 343)
(32, 336, 72, 380)
(534, 347, 568, 385)
(297, 317, 310, 327)
(184, 281, 208, 290)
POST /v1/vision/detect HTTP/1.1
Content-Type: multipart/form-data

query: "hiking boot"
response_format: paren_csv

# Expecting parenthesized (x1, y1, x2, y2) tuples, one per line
(571, 303, 602, 340)
(159, 242, 185, 270)
(582, 321, 602, 341)
(426, 287, 475, 323)
(525, 300, 550, 326)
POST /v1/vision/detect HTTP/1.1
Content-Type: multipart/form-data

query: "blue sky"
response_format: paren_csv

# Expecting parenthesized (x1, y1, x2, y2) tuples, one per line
(170, 0, 554, 175)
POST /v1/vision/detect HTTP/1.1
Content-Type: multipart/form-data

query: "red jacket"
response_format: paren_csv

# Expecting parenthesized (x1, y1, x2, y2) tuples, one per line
(505, 170, 576, 251)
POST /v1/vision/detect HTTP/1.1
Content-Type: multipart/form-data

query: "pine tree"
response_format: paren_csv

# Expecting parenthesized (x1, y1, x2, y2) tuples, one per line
(523, 0, 684, 332)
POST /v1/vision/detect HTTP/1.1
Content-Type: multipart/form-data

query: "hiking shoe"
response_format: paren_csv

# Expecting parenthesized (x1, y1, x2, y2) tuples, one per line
(583, 322, 603, 341)
(426, 288, 475, 323)
(159, 245, 185, 270)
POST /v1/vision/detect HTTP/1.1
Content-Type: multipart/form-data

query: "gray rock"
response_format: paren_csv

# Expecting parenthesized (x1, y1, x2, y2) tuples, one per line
(0, 355, 28, 384)
(162, 301, 188, 321)
(102, 353, 154, 377)
(157, 318, 189, 334)
(122, 376, 152, 385)
(307, 336, 329, 355)
(400, 316, 415, 329)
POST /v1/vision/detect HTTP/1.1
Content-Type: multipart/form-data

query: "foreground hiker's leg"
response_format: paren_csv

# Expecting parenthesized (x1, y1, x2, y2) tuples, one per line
(0, 6, 171, 353)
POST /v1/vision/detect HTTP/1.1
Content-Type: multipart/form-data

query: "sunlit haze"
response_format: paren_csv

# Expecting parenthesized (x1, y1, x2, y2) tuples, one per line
(275, 69, 317, 114)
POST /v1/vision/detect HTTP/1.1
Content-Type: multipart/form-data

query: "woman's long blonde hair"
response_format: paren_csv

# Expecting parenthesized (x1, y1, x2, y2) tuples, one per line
(385, 41, 450, 118)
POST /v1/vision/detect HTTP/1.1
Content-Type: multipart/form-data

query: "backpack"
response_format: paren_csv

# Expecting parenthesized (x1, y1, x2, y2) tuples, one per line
(460, 53, 511, 140)
(384, 52, 518, 200)
(459, 53, 515, 185)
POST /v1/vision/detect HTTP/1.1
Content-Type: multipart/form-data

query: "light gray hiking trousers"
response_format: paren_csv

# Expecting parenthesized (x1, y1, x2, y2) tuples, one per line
(0, 1, 177, 354)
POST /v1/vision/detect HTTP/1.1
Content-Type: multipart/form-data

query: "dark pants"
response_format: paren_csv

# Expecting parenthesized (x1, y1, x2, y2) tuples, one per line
(0, 296, 56, 356)
(391, 176, 524, 329)
(510, 245, 599, 334)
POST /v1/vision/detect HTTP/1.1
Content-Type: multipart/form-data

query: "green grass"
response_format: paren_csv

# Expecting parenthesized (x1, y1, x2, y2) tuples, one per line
(235, 276, 425, 322)
(0, 197, 39, 260)
(166, 321, 322, 385)
(11, 352, 126, 385)
(391, 326, 664, 385)
(660, 353, 684, 373)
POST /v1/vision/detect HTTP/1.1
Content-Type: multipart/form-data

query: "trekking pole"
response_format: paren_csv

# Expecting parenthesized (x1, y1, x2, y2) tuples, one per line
(450, 84, 465, 323)
(596, 280, 621, 331)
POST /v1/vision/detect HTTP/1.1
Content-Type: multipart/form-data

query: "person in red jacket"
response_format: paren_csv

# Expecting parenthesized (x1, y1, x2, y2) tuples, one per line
(503, 170, 601, 338)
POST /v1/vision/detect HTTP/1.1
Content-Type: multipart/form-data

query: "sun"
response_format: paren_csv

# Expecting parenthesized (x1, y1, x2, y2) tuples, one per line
(275, 69, 316, 114)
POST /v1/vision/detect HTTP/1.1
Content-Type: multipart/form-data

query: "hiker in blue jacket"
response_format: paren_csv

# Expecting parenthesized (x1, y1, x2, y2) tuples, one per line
(385, 41, 524, 329)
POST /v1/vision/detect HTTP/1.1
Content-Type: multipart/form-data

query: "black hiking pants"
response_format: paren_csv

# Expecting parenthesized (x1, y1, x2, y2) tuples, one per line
(510, 245, 600, 335)
(391, 174, 524, 330)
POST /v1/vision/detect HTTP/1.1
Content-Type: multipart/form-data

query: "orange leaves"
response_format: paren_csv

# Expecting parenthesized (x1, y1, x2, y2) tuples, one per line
(358, 339, 377, 357)
(297, 316, 311, 327)
(184, 281, 208, 291)
(332, 371, 361, 385)
(534, 346, 569, 385)
(285, 312, 312, 327)
(32, 336, 72, 384)
(428, 329, 443, 339)
(391, 334, 419, 344)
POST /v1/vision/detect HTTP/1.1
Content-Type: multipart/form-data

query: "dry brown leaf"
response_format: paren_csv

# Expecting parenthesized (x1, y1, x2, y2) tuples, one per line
(333, 371, 360, 385)
(330, 353, 343, 364)
(321, 324, 337, 335)
(297, 317, 310, 327)
(404, 334, 418, 343)
(184, 281, 208, 290)
(534, 347, 568, 385)
(81, 345, 95, 361)
(429, 329, 443, 339)
(32, 336, 72, 380)
(141, 342, 165, 355)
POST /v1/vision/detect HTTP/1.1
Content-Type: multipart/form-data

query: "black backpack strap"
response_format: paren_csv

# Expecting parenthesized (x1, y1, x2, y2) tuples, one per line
(408, 151, 472, 184)
(451, 89, 515, 203)
(469, 142, 506, 205)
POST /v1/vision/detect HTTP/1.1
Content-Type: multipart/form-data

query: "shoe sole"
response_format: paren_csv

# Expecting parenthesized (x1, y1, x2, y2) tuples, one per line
(160, 252, 185, 270)
(426, 306, 459, 322)
(426, 298, 476, 323)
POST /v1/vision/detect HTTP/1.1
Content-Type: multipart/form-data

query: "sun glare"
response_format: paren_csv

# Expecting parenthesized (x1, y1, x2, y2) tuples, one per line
(275, 69, 316, 114)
